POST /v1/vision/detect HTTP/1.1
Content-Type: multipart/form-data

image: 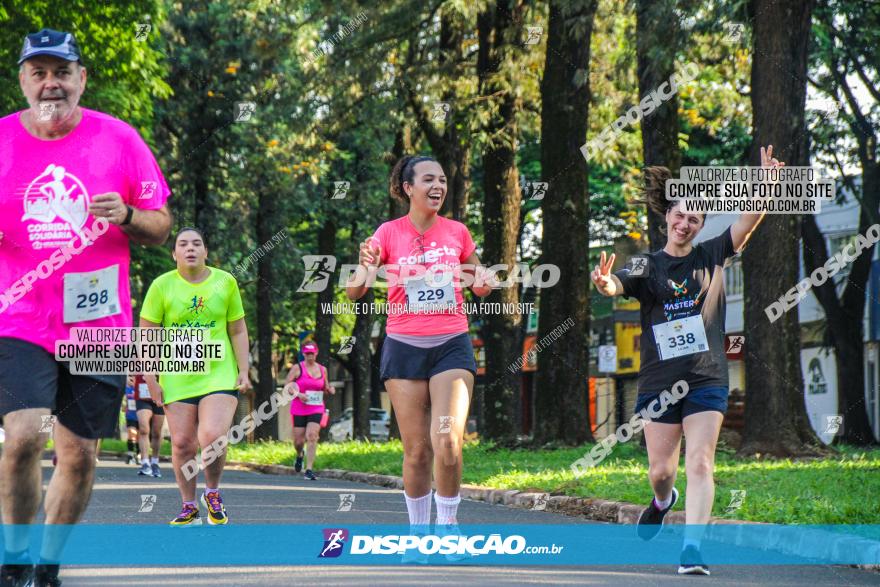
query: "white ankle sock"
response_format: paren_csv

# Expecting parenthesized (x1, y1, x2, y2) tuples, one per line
(404, 491, 432, 526)
(434, 493, 461, 525)
(654, 492, 673, 510)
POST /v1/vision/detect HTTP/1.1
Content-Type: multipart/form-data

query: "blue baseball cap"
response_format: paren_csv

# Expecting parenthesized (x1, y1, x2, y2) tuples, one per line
(18, 28, 82, 65)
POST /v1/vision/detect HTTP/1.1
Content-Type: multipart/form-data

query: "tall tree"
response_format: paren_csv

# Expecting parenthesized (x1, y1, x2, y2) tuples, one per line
(740, 0, 821, 456)
(386, 126, 413, 441)
(315, 215, 340, 423)
(351, 288, 375, 440)
(636, 0, 681, 251)
(478, 0, 526, 441)
(401, 6, 473, 220)
(805, 0, 880, 444)
(253, 168, 278, 440)
(533, 0, 599, 444)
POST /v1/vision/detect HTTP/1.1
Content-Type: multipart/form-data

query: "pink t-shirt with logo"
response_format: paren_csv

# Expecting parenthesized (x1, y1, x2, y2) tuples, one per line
(372, 215, 476, 335)
(0, 108, 170, 353)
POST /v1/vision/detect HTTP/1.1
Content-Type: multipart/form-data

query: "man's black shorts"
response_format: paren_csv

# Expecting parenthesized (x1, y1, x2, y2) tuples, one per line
(0, 337, 125, 439)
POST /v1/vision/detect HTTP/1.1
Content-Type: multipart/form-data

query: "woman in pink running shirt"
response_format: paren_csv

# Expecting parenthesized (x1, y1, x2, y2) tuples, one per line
(283, 341, 334, 480)
(346, 156, 496, 545)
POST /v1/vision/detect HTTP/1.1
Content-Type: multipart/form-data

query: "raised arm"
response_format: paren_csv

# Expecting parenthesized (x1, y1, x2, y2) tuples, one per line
(346, 238, 380, 301)
(590, 251, 624, 297)
(731, 145, 784, 253)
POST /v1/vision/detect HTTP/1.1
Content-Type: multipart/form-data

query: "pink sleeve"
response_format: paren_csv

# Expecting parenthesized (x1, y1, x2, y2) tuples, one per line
(460, 223, 477, 261)
(124, 127, 171, 210)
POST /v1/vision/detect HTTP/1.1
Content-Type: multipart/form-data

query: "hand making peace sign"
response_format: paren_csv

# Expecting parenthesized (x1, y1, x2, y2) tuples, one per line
(590, 250, 617, 296)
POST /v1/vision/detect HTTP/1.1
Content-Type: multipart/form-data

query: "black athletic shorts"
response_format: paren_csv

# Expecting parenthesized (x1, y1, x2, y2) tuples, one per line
(380, 333, 477, 382)
(292, 413, 323, 427)
(0, 337, 125, 440)
(173, 389, 239, 406)
(135, 399, 165, 415)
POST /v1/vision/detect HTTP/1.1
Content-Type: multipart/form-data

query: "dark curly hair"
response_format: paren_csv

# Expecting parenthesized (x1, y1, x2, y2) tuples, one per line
(389, 155, 440, 203)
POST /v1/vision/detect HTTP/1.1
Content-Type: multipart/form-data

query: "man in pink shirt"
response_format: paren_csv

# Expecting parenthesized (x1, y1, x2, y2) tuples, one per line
(0, 29, 172, 587)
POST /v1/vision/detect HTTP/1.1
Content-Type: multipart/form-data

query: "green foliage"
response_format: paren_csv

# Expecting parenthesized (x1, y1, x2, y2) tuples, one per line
(809, 0, 880, 185)
(0, 0, 170, 139)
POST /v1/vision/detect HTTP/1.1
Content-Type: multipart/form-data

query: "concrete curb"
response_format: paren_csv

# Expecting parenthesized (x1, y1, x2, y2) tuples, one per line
(225, 460, 740, 526)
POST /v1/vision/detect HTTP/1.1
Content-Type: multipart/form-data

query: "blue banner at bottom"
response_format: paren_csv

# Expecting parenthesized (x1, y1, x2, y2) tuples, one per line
(3, 524, 879, 565)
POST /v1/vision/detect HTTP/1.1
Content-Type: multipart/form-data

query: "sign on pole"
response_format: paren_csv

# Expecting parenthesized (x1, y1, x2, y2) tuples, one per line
(598, 345, 617, 373)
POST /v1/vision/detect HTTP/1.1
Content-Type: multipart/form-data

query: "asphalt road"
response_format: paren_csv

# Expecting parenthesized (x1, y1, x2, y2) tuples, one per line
(29, 457, 880, 586)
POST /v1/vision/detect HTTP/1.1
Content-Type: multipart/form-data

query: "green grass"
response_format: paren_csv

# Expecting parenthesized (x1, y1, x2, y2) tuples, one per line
(99, 438, 172, 457)
(95, 438, 880, 525)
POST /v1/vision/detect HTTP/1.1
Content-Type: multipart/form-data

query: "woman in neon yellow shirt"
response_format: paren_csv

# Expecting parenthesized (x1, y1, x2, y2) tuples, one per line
(140, 227, 252, 526)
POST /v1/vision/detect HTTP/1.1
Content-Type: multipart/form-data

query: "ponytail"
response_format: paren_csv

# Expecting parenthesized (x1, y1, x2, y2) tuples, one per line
(635, 166, 673, 218)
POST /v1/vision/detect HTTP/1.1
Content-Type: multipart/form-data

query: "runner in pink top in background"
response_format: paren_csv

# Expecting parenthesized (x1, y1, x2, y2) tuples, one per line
(0, 29, 172, 587)
(283, 341, 335, 480)
(346, 155, 497, 560)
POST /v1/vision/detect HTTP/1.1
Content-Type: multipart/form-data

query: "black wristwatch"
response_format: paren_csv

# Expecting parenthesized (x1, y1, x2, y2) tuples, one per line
(121, 205, 134, 226)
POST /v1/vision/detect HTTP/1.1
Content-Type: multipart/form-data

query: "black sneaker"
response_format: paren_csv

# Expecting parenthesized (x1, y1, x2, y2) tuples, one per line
(294, 454, 303, 473)
(637, 487, 678, 541)
(34, 563, 61, 586)
(304, 469, 317, 480)
(678, 545, 710, 575)
(0, 563, 34, 587)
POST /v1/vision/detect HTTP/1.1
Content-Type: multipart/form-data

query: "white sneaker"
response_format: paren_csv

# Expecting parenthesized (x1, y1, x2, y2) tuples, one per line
(436, 524, 473, 562)
(400, 526, 429, 564)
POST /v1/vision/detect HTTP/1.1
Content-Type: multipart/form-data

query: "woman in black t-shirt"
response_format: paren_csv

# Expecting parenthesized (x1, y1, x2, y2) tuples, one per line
(591, 146, 784, 576)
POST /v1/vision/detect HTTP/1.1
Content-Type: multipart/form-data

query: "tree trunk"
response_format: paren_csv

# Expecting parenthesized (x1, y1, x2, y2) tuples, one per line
(254, 184, 277, 441)
(739, 0, 821, 456)
(437, 9, 471, 221)
(314, 217, 341, 419)
(351, 290, 375, 440)
(802, 166, 879, 445)
(478, 0, 525, 442)
(402, 11, 471, 221)
(386, 126, 412, 440)
(636, 0, 681, 252)
(533, 0, 599, 445)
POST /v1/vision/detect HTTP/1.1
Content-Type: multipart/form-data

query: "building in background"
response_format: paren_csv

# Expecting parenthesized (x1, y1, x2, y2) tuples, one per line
(693, 179, 878, 443)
